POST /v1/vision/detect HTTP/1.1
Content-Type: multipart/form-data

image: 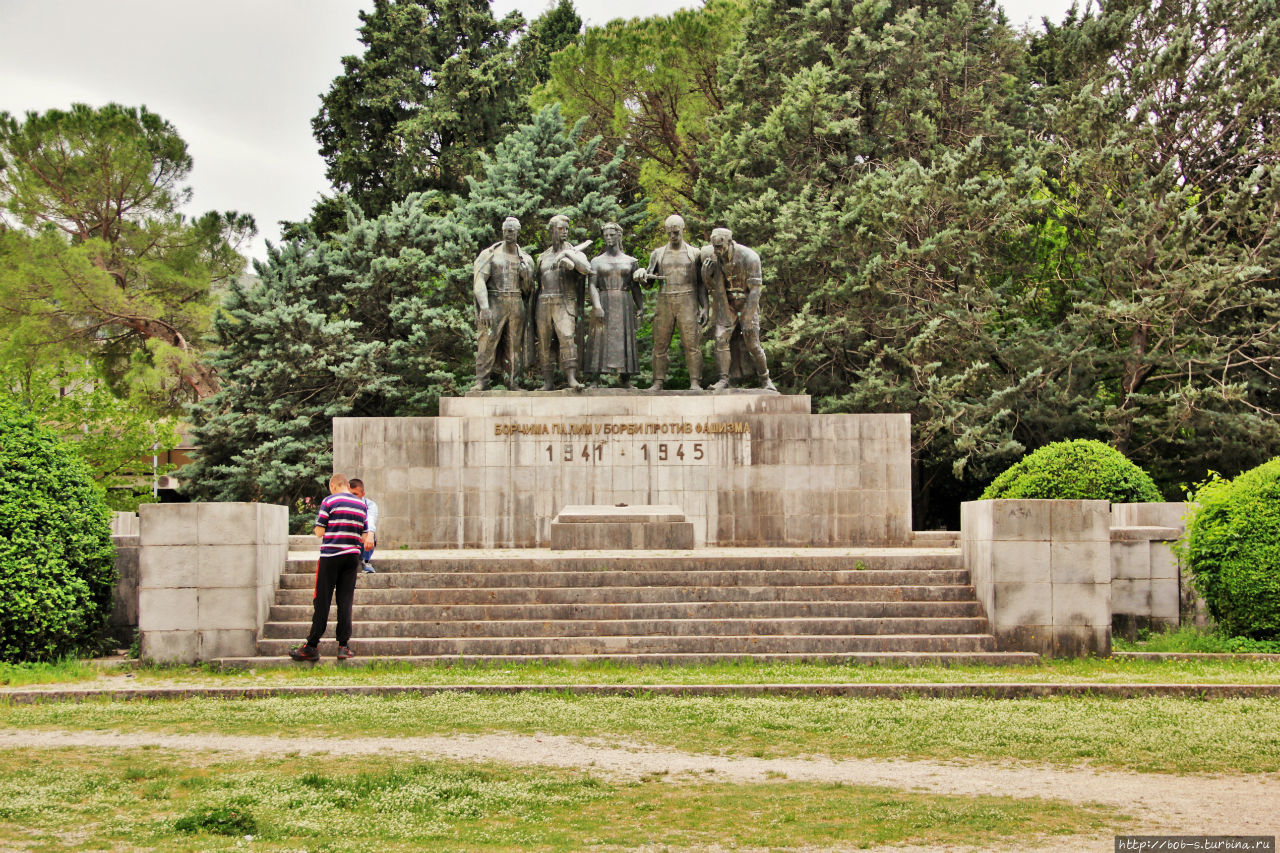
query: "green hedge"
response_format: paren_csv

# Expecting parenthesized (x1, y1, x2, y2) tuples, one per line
(980, 439, 1162, 503)
(0, 398, 116, 662)
(1184, 460, 1280, 640)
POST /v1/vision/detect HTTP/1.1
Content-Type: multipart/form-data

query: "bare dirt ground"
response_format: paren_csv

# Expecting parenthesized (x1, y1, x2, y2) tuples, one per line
(1, 727, 1275, 851)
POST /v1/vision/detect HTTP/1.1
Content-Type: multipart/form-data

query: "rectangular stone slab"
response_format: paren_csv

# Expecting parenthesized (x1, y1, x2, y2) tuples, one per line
(555, 504, 688, 524)
(550, 520, 697, 550)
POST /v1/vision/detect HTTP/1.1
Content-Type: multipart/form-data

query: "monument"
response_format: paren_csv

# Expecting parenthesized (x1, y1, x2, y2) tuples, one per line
(472, 216, 534, 391)
(584, 222, 643, 388)
(635, 214, 707, 391)
(532, 214, 591, 390)
(338, 214, 910, 548)
(703, 227, 777, 392)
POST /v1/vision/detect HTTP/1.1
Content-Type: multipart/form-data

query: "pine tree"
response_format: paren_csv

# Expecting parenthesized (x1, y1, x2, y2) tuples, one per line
(534, 0, 744, 213)
(312, 0, 531, 220)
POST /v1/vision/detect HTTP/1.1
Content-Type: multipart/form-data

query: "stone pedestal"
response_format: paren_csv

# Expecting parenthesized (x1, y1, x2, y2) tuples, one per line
(550, 504, 696, 549)
(136, 502, 289, 662)
(1110, 502, 1188, 639)
(960, 499, 1112, 657)
(332, 393, 912, 549)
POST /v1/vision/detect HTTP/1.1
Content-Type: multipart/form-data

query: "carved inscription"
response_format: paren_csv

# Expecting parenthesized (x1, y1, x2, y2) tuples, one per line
(494, 420, 750, 436)
(495, 419, 750, 466)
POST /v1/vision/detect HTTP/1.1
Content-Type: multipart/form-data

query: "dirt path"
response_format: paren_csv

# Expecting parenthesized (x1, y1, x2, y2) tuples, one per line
(1, 727, 1276, 846)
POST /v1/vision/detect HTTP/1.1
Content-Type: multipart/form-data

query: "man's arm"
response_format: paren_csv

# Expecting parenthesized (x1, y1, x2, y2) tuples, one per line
(473, 249, 493, 318)
(691, 245, 709, 319)
(314, 499, 328, 539)
(743, 251, 764, 320)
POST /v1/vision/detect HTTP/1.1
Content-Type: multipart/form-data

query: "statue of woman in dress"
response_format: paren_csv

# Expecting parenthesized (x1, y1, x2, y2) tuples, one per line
(584, 222, 643, 387)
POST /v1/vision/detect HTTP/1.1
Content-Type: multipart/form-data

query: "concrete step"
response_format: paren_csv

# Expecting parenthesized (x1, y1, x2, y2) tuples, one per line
(221, 650, 1040, 668)
(283, 551, 963, 574)
(269, 599, 985, 623)
(278, 569, 973, 590)
(262, 615, 991, 640)
(257, 633, 999, 656)
(272, 583, 980, 606)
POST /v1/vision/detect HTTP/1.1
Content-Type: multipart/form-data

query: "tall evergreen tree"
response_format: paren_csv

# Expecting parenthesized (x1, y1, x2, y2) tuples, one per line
(182, 106, 636, 516)
(0, 104, 252, 406)
(1028, 0, 1280, 488)
(697, 0, 1044, 522)
(519, 0, 583, 87)
(312, 0, 530, 221)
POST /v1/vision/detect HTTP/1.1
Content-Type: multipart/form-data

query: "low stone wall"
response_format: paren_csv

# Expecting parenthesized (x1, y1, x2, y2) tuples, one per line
(136, 502, 289, 662)
(1110, 502, 1185, 640)
(960, 500, 1112, 657)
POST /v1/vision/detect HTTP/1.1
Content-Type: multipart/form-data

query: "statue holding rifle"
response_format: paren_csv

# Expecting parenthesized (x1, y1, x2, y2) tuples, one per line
(532, 214, 591, 390)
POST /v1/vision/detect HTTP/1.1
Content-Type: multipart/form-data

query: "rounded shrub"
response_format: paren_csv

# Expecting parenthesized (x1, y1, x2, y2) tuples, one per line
(980, 439, 1162, 503)
(0, 398, 116, 662)
(1184, 460, 1280, 640)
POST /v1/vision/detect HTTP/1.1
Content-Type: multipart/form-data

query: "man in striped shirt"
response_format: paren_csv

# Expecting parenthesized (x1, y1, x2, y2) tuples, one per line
(290, 473, 370, 662)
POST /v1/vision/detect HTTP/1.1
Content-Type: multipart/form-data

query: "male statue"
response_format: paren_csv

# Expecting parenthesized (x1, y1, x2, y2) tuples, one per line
(472, 216, 534, 390)
(702, 227, 777, 392)
(533, 214, 591, 390)
(633, 214, 707, 390)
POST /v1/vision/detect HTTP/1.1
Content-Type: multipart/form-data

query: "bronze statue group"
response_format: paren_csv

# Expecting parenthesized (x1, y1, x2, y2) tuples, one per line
(472, 214, 776, 393)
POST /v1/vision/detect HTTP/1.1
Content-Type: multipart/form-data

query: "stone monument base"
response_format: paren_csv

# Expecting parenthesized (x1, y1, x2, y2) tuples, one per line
(333, 392, 911, 549)
(550, 504, 695, 549)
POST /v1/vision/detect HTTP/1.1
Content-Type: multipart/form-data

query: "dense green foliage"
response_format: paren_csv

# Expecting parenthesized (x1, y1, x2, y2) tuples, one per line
(189, 0, 1280, 525)
(312, 0, 532, 223)
(533, 0, 743, 213)
(2, 362, 178, 503)
(685, 0, 1280, 522)
(182, 107, 636, 512)
(0, 399, 115, 663)
(0, 103, 253, 406)
(1184, 461, 1280, 640)
(980, 439, 1162, 503)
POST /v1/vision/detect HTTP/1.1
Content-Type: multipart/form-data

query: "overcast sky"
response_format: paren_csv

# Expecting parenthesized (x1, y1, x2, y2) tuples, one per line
(0, 0, 1079, 263)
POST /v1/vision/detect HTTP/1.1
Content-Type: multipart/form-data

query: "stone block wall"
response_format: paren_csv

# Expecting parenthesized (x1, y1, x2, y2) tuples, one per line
(332, 394, 912, 548)
(961, 499, 1112, 656)
(109, 531, 139, 646)
(1110, 502, 1189, 639)
(136, 502, 289, 662)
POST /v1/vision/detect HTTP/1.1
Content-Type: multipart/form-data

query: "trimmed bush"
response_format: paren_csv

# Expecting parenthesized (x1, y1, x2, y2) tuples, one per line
(1184, 460, 1280, 640)
(980, 439, 1162, 503)
(0, 398, 115, 662)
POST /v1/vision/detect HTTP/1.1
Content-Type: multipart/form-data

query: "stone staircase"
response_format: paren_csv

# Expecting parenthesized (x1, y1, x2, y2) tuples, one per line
(224, 547, 1038, 666)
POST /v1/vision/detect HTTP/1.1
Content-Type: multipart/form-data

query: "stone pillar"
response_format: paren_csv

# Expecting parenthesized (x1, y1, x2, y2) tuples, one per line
(137, 502, 289, 662)
(1110, 502, 1187, 639)
(109, 531, 139, 646)
(961, 499, 1111, 657)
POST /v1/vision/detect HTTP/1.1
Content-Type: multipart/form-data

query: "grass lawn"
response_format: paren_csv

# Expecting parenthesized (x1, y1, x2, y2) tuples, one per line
(2, 691, 1278, 775)
(5, 655, 1280, 688)
(0, 747, 1125, 852)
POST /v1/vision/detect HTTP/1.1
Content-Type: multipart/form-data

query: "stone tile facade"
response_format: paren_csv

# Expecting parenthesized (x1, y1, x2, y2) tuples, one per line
(1110, 502, 1188, 638)
(332, 394, 912, 548)
(136, 502, 289, 662)
(961, 499, 1113, 656)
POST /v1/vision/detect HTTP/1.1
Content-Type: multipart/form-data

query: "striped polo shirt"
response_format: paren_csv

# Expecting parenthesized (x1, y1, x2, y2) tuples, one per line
(316, 492, 368, 557)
